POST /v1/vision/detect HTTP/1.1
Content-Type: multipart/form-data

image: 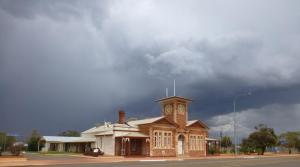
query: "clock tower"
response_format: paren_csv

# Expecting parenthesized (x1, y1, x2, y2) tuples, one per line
(157, 96, 192, 128)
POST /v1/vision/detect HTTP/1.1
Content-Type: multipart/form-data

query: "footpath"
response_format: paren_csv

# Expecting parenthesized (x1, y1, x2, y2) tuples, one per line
(0, 153, 299, 167)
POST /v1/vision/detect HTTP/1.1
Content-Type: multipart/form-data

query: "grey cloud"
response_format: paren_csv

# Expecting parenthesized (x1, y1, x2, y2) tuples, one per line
(1, 0, 300, 137)
(0, 0, 110, 28)
(144, 33, 300, 89)
(208, 103, 300, 139)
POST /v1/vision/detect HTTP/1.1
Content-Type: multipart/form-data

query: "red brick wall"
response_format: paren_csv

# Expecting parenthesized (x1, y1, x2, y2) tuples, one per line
(136, 107, 209, 157)
(189, 150, 206, 157)
(151, 149, 176, 157)
(160, 99, 188, 127)
(186, 126, 208, 157)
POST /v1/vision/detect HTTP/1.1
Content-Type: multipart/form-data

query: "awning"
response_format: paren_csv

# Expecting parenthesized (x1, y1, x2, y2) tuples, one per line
(115, 132, 149, 138)
(95, 131, 114, 136)
(206, 137, 219, 141)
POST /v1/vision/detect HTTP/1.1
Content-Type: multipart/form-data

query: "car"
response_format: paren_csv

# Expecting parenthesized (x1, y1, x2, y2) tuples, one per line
(83, 148, 104, 157)
(10, 142, 27, 156)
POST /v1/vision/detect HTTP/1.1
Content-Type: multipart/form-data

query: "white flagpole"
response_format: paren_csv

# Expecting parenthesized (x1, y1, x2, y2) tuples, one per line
(173, 80, 176, 96)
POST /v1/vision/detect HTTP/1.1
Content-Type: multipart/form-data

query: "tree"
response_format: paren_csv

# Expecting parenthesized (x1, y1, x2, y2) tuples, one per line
(280, 131, 300, 154)
(296, 139, 300, 152)
(27, 129, 41, 151)
(221, 136, 232, 152)
(240, 138, 256, 154)
(58, 130, 80, 137)
(0, 132, 16, 151)
(247, 124, 278, 155)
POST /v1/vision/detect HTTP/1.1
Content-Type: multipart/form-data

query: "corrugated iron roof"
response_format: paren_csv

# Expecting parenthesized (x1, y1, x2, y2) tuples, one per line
(127, 116, 164, 126)
(186, 120, 209, 129)
(41, 136, 96, 143)
(187, 120, 198, 126)
(81, 123, 137, 134)
(115, 132, 149, 138)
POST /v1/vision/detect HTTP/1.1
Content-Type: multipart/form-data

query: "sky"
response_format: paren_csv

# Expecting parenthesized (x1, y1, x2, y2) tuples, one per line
(1, 0, 300, 140)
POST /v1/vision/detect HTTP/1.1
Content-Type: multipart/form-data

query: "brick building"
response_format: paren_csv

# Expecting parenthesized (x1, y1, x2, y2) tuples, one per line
(40, 96, 219, 157)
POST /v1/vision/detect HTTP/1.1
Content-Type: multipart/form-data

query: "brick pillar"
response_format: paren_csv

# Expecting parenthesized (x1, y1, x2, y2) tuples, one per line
(149, 128, 153, 156)
(184, 134, 189, 155)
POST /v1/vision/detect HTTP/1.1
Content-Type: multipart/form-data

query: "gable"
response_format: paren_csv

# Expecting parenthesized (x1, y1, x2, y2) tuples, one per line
(149, 117, 178, 127)
(153, 117, 173, 125)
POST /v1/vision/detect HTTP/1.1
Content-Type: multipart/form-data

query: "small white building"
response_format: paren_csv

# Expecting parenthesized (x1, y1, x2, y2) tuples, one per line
(40, 121, 147, 155)
(39, 136, 96, 153)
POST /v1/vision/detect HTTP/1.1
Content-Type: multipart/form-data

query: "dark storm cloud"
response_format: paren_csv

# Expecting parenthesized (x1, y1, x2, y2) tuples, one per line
(1, 0, 300, 138)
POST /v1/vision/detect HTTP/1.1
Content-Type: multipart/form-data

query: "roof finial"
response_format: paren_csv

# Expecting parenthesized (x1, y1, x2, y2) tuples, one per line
(173, 79, 176, 96)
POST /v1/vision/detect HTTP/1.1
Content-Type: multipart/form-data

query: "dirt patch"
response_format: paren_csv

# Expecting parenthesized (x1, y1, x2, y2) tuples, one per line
(0, 156, 27, 163)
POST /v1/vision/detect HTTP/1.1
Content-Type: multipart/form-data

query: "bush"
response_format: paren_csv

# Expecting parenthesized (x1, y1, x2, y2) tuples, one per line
(208, 148, 216, 155)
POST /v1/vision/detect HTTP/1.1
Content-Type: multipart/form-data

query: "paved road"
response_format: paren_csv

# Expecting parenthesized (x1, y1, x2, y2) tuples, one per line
(28, 156, 300, 167)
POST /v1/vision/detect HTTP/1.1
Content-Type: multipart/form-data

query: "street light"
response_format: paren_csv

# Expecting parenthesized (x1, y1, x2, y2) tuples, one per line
(233, 92, 251, 156)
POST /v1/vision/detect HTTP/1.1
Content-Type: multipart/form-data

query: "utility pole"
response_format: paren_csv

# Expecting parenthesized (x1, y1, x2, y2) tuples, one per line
(233, 99, 237, 156)
(233, 91, 251, 157)
(3, 134, 6, 152)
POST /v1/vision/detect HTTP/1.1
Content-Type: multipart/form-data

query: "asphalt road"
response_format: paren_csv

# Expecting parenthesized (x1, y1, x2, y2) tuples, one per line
(30, 156, 300, 167)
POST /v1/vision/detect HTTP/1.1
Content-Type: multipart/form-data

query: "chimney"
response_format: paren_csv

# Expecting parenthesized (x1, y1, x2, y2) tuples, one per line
(118, 110, 125, 124)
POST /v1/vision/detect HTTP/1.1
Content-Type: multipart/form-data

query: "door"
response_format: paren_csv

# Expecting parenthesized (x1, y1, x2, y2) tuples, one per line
(177, 135, 184, 155)
(130, 139, 142, 155)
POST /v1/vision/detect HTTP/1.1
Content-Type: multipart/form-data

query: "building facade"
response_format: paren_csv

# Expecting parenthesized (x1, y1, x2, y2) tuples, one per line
(40, 96, 219, 157)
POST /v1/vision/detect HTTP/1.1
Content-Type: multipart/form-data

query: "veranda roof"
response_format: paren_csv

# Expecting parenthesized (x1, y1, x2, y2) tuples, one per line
(115, 132, 149, 138)
(95, 131, 114, 136)
(206, 137, 219, 141)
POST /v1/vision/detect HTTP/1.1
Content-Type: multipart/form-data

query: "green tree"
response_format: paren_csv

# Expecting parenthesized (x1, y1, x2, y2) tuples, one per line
(280, 131, 300, 154)
(27, 129, 41, 151)
(240, 138, 256, 154)
(247, 124, 278, 155)
(296, 139, 300, 152)
(221, 136, 232, 152)
(0, 132, 16, 151)
(58, 130, 80, 137)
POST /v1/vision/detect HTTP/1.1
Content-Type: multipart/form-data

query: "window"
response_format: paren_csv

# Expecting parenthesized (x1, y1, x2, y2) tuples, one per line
(153, 130, 172, 149)
(167, 133, 171, 148)
(158, 132, 162, 148)
(97, 136, 103, 149)
(189, 135, 205, 151)
(154, 132, 158, 148)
